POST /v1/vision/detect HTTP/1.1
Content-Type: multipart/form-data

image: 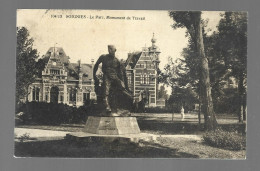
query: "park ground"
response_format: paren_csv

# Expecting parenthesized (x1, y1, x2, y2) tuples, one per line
(14, 113, 246, 159)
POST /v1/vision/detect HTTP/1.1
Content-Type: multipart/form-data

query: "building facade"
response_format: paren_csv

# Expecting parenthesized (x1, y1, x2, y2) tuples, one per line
(27, 34, 164, 108)
(27, 47, 96, 107)
(125, 34, 163, 107)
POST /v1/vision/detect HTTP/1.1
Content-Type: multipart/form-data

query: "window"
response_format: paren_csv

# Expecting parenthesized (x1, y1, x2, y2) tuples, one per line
(140, 75, 144, 84)
(60, 95, 63, 102)
(83, 93, 90, 102)
(32, 87, 40, 101)
(69, 89, 76, 102)
(139, 64, 145, 68)
(127, 75, 131, 85)
(50, 69, 60, 75)
(141, 74, 149, 85)
(146, 75, 150, 84)
(83, 92, 90, 105)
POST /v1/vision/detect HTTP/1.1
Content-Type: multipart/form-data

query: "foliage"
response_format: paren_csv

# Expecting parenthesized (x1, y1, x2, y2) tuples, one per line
(169, 11, 217, 130)
(214, 88, 239, 113)
(159, 57, 190, 90)
(16, 27, 39, 105)
(21, 102, 97, 125)
(16, 133, 31, 143)
(157, 85, 169, 100)
(217, 12, 247, 78)
(167, 11, 247, 125)
(168, 86, 198, 113)
(144, 107, 171, 113)
(35, 55, 49, 77)
(159, 56, 198, 112)
(203, 129, 246, 151)
(217, 12, 247, 121)
(182, 33, 232, 114)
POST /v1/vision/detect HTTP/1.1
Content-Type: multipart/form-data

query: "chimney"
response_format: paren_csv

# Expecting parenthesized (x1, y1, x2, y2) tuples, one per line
(91, 59, 94, 84)
(78, 60, 81, 73)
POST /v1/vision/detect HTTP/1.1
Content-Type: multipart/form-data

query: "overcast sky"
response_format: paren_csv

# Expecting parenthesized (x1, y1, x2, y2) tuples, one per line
(17, 10, 223, 69)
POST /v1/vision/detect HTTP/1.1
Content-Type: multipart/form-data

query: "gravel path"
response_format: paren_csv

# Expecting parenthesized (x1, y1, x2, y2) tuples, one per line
(14, 128, 202, 140)
(14, 128, 71, 140)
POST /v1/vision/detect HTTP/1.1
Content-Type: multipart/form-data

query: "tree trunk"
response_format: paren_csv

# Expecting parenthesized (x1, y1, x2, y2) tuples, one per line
(198, 82, 201, 124)
(192, 12, 218, 130)
(243, 95, 247, 121)
(237, 75, 244, 123)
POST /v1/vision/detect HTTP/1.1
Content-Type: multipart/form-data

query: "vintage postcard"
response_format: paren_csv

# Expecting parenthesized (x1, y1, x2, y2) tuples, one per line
(15, 9, 247, 158)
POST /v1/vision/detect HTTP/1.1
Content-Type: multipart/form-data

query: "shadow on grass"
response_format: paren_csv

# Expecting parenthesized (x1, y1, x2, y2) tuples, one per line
(14, 139, 199, 158)
(137, 119, 246, 135)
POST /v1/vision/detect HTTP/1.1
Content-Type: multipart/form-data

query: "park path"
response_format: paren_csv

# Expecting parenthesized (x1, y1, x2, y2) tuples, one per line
(14, 128, 71, 141)
(14, 127, 202, 142)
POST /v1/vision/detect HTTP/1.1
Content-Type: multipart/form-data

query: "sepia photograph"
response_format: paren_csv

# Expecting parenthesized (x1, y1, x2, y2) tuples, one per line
(15, 9, 247, 159)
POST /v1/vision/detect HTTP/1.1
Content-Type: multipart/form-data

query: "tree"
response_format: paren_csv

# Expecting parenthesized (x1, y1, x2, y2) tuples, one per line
(35, 55, 49, 77)
(169, 11, 217, 130)
(159, 57, 190, 92)
(157, 85, 168, 100)
(160, 56, 199, 114)
(16, 27, 38, 107)
(217, 12, 247, 122)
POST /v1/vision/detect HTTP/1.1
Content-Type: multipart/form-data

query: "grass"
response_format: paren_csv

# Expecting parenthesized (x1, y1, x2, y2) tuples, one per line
(14, 136, 246, 158)
(14, 112, 246, 158)
(16, 113, 245, 134)
(203, 129, 246, 151)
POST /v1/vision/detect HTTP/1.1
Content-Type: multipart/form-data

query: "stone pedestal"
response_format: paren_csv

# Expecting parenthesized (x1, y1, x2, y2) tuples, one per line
(65, 116, 155, 144)
(83, 116, 140, 135)
(181, 107, 185, 120)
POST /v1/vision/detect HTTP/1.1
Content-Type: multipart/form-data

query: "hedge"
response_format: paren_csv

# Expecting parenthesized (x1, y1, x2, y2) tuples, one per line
(18, 102, 98, 125)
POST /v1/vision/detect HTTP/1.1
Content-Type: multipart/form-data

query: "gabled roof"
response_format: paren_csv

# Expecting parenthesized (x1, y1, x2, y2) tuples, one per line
(40, 47, 94, 81)
(125, 51, 142, 69)
(70, 63, 93, 82)
(45, 47, 70, 64)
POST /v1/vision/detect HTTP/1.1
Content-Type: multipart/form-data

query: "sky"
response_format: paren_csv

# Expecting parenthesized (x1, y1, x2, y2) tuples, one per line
(17, 10, 223, 94)
(17, 10, 223, 67)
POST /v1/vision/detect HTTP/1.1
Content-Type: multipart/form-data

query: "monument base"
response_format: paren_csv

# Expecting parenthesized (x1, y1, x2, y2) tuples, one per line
(83, 116, 140, 135)
(65, 116, 150, 144)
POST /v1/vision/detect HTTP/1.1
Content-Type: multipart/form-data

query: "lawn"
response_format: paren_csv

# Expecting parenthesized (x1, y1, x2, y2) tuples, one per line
(15, 113, 246, 159)
(14, 136, 245, 158)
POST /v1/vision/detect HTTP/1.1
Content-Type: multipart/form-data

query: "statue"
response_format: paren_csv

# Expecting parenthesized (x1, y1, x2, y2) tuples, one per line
(93, 45, 133, 116)
(181, 106, 185, 120)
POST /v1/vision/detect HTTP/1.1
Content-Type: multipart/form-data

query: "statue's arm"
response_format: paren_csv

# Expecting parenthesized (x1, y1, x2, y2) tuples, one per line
(119, 61, 130, 91)
(93, 56, 103, 80)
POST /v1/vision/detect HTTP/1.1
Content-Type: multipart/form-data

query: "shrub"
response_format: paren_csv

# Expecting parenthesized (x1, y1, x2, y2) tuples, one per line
(203, 129, 246, 151)
(144, 107, 171, 113)
(16, 133, 31, 143)
(23, 102, 96, 125)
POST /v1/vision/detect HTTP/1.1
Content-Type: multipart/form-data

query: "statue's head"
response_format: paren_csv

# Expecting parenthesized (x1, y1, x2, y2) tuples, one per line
(108, 45, 116, 56)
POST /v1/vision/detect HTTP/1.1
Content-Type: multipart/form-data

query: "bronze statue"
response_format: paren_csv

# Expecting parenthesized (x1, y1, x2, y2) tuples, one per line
(93, 45, 133, 116)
